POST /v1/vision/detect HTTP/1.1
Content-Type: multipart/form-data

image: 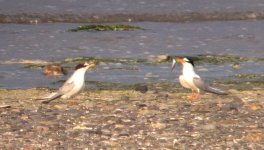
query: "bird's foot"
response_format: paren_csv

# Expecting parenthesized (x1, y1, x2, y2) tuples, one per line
(67, 100, 78, 106)
(187, 94, 199, 102)
(187, 95, 197, 102)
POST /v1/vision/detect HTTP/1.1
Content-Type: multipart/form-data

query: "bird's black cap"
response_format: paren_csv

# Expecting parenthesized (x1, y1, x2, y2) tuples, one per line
(74, 63, 88, 70)
(184, 57, 195, 66)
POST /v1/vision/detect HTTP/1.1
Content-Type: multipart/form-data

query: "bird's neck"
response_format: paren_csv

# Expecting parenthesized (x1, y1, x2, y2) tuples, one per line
(70, 68, 87, 82)
(182, 63, 196, 76)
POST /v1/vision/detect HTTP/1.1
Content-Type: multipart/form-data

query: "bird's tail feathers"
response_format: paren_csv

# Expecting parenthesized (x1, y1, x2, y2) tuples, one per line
(204, 86, 227, 95)
(36, 92, 61, 103)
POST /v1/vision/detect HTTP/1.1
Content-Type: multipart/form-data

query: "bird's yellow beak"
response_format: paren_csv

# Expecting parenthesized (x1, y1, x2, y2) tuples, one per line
(84, 62, 96, 69)
(171, 58, 186, 71)
(171, 58, 177, 72)
(87, 63, 96, 69)
(176, 58, 185, 64)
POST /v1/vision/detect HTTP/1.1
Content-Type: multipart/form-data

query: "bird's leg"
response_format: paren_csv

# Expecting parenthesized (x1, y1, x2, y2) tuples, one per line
(193, 90, 200, 100)
(187, 89, 193, 99)
(192, 89, 201, 100)
(67, 97, 79, 106)
(187, 89, 199, 102)
(187, 89, 195, 101)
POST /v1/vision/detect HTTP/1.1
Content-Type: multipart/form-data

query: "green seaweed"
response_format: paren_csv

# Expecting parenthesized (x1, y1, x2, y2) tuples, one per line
(171, 54, 264, 65)
(63, 55, 171, 66)
(186, 55, 248, 65)
(64, 57, 100, 64)
(69, 24, 144, 32)
(63, 54, 264, 67)
(235, 74, 264, 80)
(24, 64, 43, 70)
(63, 56, 143, 65)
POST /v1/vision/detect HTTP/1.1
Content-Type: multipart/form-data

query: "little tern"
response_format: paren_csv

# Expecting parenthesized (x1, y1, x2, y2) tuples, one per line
(171, 57, 227, 101)
(38, 62, 95, 103)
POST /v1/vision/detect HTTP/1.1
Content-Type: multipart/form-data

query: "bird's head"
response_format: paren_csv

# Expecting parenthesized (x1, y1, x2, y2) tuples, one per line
(171, 57, 194, 71)
(75, 62, 96, 71)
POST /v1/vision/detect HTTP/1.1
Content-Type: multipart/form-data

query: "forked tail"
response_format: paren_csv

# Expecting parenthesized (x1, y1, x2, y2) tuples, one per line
(36, 92, 61, 104)
(205, 86, 228, 95)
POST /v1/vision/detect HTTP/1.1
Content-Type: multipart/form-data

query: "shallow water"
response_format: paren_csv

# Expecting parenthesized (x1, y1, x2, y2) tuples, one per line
(0, 1, 264, 89)
(1, 21, 264, 61)
(0, 22, 264, 89)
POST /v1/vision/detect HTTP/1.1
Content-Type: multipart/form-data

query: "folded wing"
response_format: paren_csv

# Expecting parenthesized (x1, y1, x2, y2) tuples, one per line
(193, 77, 227, 95)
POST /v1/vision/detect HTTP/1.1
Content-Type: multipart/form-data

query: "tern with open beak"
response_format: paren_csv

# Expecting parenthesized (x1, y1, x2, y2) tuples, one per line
(38, 62, 95, 104)
(171, 57, 227, 101)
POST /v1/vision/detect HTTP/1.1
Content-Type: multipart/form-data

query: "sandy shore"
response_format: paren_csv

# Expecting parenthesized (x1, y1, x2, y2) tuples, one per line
(0, 85, 264, 149)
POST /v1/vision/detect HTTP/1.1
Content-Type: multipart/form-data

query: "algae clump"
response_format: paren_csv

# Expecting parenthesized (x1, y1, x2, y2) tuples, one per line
(69, 24, 144, 32)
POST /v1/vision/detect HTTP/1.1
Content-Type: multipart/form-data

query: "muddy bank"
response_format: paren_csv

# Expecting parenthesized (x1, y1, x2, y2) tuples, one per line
(0, 83, 264, 149)
(0, 11, 264, 24)
(1, 0, 264, 23)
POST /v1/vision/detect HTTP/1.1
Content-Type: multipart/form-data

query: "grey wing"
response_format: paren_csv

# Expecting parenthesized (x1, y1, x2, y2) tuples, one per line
(37, 81, 75, 104)
(58, 81, 75, 95)
(193, 77, 227, 95)
(37, 92, 61, 101)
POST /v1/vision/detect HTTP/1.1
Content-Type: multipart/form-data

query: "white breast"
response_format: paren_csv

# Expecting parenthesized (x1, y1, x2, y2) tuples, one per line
(62, 67, 87, 98)
(180, 63, 199, 91)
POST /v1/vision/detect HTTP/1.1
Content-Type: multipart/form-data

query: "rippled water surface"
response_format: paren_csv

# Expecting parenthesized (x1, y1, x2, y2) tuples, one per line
(0, 21, 263, 89)
(0, 0, 264, 89)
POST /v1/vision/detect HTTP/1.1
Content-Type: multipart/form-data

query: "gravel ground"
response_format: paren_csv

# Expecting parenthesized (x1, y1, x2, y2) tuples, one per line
(0, 86, 264, 149)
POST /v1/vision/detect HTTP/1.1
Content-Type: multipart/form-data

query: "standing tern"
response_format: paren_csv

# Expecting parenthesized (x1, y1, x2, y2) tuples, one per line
(38, 62, 95, 103)
(171, 57, 227, 101)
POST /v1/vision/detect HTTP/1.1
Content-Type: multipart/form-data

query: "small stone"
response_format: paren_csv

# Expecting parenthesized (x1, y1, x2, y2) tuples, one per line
(135, 85, 148, 93)
(135, 103, 147, 108)
(155, 94, 168, 101)
(246, 103, 262, 111)
(101, 129, 112, 136)
(201, 123, 216, 130)
(120, 96, 130, 101)
(0, 104, 11, 108)
(244, 132, 264, 142)
(102, 104, 116, 111)
(21, 147, 34, 150)
(156, 55, 169, 62)
(247, 13, 257, 19)
(21, 115, 29, 121)
(73, 125, 90, 131)
(115, 124, 125, 129)
(67, 100, 78, 106)
(138, 109, 150, 116)
(150, 122, 166, 129)
(3, 132, 12, 136)
(54, 104, 68, 110)
(231, 63, 241, 69)
(191, 105, 211, 113)
(219, 120, 237, 128)
(36, 126, 49, 133)
(118, 131, 130, 137)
